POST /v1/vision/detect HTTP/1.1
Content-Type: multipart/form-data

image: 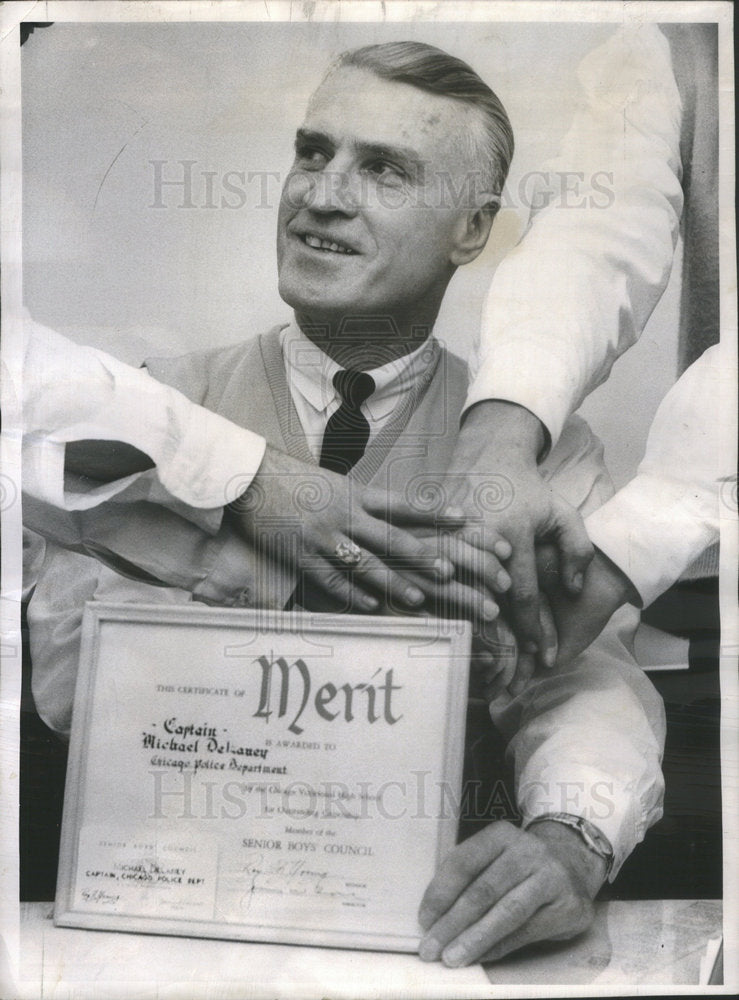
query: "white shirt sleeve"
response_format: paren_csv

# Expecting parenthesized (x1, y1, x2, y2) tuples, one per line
(465, 25, 684, 447)
(586, 343, 727, 607)
(504, 604, 666, 880)
(21, 315, 266, 511)
(490, 414, 666, 877)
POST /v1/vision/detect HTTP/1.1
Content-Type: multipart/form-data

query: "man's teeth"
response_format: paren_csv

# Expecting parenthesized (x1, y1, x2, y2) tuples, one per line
(304, 234, 354, 254)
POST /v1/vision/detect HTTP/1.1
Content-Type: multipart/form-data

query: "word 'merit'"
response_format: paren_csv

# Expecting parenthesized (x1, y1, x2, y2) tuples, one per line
(253, 656, 402, 735)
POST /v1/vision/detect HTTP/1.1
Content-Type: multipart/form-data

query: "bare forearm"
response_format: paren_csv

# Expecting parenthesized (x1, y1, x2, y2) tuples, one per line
(455, 400, 545, 471)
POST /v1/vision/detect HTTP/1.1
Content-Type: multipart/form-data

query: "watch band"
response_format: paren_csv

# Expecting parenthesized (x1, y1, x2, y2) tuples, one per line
(525, 812, 614, 879)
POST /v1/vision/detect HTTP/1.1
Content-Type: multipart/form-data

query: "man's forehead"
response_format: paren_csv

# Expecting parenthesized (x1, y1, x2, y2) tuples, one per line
(303, 65, 475, 163)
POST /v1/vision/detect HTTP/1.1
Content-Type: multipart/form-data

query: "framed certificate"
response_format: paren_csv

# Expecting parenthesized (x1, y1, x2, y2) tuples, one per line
(55, 602, 471, 952)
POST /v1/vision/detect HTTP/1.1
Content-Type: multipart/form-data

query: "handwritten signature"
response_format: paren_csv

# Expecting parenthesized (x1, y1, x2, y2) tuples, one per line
(81, 888, 120, 906)
(239, 853, 368, 910)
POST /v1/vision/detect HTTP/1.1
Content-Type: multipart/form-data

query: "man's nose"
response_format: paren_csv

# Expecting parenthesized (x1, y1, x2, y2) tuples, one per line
(301, 167, 360, 217)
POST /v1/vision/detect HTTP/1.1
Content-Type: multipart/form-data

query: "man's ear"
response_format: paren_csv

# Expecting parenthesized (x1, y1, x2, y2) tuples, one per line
(450, 200, 499, 266)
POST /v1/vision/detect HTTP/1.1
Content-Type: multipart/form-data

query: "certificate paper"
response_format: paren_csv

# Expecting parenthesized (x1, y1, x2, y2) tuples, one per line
(55, 603, 470, 951)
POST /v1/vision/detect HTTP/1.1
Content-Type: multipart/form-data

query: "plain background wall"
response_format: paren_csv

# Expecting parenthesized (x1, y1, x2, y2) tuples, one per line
(22, 20, 682, 489)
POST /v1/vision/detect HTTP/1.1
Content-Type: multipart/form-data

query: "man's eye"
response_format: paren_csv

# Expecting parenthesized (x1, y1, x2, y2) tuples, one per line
(295, 146, 329, 170)
(364, 158, 405, 183)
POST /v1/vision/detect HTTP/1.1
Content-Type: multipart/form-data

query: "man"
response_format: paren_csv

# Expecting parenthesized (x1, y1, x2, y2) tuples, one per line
(19, 24, 695, 660)
(27, 41, 665, 966)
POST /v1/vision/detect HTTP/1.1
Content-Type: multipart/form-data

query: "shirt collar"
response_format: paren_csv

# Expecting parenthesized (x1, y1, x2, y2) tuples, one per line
(281, 320, 439, 421)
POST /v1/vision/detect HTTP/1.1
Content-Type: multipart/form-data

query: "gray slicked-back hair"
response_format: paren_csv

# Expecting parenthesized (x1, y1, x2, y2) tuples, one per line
(332, 40, 514, 197)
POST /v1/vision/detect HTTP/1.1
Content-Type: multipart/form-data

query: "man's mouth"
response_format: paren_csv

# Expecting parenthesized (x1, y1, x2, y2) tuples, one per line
(301, 233, 356, 255)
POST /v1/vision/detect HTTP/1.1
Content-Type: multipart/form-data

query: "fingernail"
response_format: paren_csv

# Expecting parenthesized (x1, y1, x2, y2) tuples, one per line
(544, 647, 556, 668)
(443, 506, 466, 520)
(404, 586, 425, 606)
(482, 599, 498, 621)
(572, 571, 584, 592)
(362, 594, 379, 610)
(418, 937, 442, 962)
(442, 944, 467, 967)
(433, 557, 453, 579)
(478, 650, 494, 667)
(496, 570, 511, 591)
(523, 641, 538, 654)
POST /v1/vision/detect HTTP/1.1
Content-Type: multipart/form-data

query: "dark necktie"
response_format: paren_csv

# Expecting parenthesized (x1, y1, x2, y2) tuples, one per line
(286, 369, 375, 610)
(319, 369, 376, 475)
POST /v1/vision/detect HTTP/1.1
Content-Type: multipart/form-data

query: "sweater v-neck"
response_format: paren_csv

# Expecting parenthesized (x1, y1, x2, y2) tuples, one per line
(258, 328, 442, 486)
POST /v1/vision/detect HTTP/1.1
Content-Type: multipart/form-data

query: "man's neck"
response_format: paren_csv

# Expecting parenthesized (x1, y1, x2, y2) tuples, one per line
(293, 312, 434, 371)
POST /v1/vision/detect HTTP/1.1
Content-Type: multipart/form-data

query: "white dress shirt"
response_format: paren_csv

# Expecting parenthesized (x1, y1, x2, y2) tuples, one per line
(20, 315, 266, 512)
(281, 323, 440, 459)
(586, 343, 729, 607)
(466, 25, 684, 448)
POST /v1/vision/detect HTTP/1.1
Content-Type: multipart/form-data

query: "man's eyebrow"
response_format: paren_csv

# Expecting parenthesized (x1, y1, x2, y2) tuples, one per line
(295, 128, 333, 150)
(295, 128, 427, 173)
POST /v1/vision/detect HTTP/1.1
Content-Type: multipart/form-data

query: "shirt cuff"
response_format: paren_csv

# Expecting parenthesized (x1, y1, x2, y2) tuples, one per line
(586, 473, 719, 608)
(517, 761, 659, 881)
(161, 407, 267, 509)
(192, 525, 298, 610)
(23, 437, 145, 510)
(463, 332, 580, 449)
(22, 418, 262, 533)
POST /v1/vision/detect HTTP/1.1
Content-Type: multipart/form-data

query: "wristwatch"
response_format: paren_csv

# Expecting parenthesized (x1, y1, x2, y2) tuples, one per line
(525, 812, 615, 879)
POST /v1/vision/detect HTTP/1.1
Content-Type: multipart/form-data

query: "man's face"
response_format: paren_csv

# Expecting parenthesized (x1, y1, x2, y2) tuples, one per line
(277, 66, 484, 331)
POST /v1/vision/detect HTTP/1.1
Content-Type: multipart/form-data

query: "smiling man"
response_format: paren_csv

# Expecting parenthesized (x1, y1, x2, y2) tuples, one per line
(277, 49, 508, 367)
(28, 41, 665, 967)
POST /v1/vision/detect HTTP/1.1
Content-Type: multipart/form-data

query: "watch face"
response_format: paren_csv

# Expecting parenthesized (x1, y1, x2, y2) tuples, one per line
(586, 828, 612, 857)
(533, 813, 613, 864)
(582, 821, 613, 855)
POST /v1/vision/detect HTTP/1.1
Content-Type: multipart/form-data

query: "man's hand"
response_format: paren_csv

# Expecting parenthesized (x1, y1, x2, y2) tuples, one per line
(418, 819, 605, 967)
(227, 445, 467, 614)
(473, 592, 560, 707)
(449, 401, 593, 653)
(478, 543, 640, 705)
(537, 544, 640, 666)
(403, 528, 513, 627)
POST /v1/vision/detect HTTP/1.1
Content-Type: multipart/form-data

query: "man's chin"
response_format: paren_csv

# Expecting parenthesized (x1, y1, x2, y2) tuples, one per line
(277, 282, 355, 327)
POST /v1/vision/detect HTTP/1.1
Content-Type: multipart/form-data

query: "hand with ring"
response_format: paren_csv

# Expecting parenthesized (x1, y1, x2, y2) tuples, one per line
(228, 444, 467, 614)
(334, 540, 363, 566)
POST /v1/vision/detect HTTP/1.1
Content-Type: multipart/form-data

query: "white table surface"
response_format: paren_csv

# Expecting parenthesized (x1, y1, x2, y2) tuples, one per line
(8, 898, 723, 998)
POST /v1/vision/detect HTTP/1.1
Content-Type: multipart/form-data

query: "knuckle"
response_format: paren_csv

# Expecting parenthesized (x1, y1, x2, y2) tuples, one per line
(323, 569, 348, 594)
(539, 867, 562, 899)
(353, 551, 374, 574)
(463, 878, 496, 911)
(386, 525, 407, 554)
(512, 586, 537, 607)
(487, 819, 517, 846)
(498, 895, 528, 926)
(446, 853, 475, 883)
(568, 530, 593, 552)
